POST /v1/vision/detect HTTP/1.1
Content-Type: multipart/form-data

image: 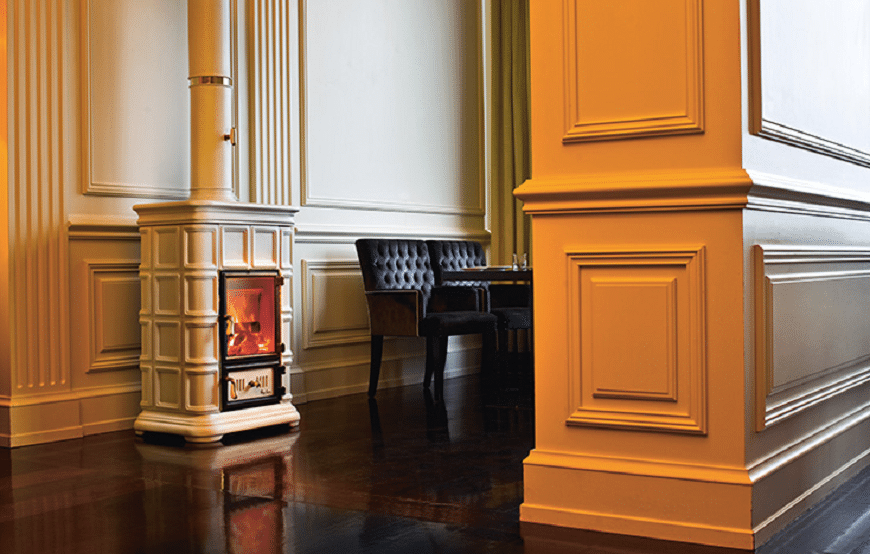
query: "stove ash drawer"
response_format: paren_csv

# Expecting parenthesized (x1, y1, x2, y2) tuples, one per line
(222, 365, 286, 411)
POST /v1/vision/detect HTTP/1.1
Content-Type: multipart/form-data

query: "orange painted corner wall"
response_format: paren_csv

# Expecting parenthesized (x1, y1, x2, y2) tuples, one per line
(517, 1, 752, 545)
(529, 209, 746, 466)
(526, 0, 743, 182)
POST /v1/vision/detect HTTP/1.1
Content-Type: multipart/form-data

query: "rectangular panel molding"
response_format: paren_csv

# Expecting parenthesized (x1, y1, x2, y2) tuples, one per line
(299, 0, 485, 215)
(301, 260, 371, 349)
(748, 0, 870, 167)
(563, 0, 705, 142)
(754, 245, 870, 430)
(87, 262, 142, 373)
(566, 246, 707, 434)
(81, 0, 191, 199)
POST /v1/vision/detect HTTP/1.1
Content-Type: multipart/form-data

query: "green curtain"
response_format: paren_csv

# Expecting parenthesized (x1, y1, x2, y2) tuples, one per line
(491, 0, 531, 265)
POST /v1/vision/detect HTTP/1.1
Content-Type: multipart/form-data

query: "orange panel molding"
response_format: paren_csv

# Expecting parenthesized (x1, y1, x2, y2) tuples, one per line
(562, 0, 704, 142)
(565, 246, 708, 434)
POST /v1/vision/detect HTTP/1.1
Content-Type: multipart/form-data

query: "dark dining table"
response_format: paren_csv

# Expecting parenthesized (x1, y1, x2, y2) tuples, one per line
(441, 266, 532, 283)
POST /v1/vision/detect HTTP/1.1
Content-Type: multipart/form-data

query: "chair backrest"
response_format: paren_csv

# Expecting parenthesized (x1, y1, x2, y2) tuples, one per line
(426, 240, 486, 285)
(355, 238, 436, 305)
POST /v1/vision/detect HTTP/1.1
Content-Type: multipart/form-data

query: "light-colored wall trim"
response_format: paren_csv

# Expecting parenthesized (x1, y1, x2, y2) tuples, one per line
(747, 0, 870, 168)
(248, 0, 296, 205)
(68, 215, 140, 240)
(79, 0, 190, 200)
(753, 245, 870, 430)
(84, 261, 142, 374)
(0, 384, 141, 447)
(297, 0, 487, 216)
(749, 401, 870, 543)
(9, 0, 72, 394)
(297, 345, 481, 403)
(294, 225, 491, 245)
(300, 260, 369, 349)
(747, 170, 870, 222)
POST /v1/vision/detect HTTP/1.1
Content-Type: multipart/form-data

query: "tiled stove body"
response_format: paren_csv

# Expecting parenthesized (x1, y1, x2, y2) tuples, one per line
(134, 201, 300, 442)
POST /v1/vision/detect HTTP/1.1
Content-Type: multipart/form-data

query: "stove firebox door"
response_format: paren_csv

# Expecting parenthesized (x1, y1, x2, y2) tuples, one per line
(219, 270, 286, 411)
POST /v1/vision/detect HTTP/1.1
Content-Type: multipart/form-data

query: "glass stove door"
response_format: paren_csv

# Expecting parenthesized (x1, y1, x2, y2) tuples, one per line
(224, 275, 278, 358)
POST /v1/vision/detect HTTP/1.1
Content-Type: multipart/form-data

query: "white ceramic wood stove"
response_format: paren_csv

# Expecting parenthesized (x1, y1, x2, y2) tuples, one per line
(133, 0, 300, 442)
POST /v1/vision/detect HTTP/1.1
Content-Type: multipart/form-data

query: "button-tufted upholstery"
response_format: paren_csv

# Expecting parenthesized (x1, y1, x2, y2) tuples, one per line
(355, 238, 497, 401)
(356, 239, 436, 314)
(426, 240, 486, 285)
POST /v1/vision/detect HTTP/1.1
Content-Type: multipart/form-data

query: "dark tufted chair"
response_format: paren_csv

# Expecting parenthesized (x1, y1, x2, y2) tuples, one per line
(489, 283, 533, 354)
(426, 240, 489, 309)
(427, 240, 533, 355)
(355, 238, 497, 401)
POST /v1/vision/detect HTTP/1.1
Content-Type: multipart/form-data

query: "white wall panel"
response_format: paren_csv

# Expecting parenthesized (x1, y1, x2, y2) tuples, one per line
(300, 0, 483, 215)
(753, 245, 870, 430)
(750, 0, 870, 164)
(300, 260, 369, 349)
(84, 0, 189, 198)
(746, 0, 870, 192)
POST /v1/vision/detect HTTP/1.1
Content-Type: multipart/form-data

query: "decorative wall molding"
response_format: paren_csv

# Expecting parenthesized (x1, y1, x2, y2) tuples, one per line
(747, 0, 870, 168)
(562, 0, 704, 142)
(0, 384, 141, 447)
(300, 260, 370, 349)
(749, 400, 870, 481)
(294, 225, 491, 245)
(249, 0, 295, 205)
(747, 170, 870, 222)
(515, 169, 753, 214)
(0, 383, 142, 407)
(86, 261, 142, 374)
(750, 121, 870, 170)
(299, 196, 487, 217)
(297, 0, 486, 216)
(588, 276, 678, 402)
(79, 0, 191, 199)
(753, 245, 870, 430)
(565, 246, 707, 434)
(9, 0, 72, 393)
(68, 215, 140, 240)
(748, 402, 870, 544)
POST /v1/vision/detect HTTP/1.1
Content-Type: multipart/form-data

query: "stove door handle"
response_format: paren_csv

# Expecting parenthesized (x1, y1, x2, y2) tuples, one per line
(223, 315, 236, 336)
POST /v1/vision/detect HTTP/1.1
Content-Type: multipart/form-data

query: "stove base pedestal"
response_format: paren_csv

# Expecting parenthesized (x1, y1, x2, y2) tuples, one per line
(133, 400, 300, 443)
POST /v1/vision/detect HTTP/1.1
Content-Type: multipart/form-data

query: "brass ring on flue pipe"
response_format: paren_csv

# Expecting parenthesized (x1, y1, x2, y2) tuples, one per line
(187, 0, 235, 202)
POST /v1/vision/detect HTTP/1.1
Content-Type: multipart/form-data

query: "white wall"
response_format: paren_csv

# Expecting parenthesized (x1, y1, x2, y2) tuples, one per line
(290, 0, 488, 401)
(742, 0, 870, 539)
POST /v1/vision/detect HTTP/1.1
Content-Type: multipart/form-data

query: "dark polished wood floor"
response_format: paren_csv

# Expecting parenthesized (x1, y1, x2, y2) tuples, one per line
(2, 365, 870, 553)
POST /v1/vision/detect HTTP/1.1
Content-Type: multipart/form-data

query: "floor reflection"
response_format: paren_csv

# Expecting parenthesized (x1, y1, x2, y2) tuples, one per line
(10, 368, 865, 553)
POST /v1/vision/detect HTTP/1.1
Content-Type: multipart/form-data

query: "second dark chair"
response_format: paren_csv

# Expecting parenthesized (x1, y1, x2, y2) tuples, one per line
(427, 240, 533, 357)
(355, 239, 497, 401)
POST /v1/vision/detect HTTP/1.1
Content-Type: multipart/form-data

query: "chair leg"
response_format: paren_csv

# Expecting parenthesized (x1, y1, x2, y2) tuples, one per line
(498, 326, 509, 355)
(425, 335, 448, 402)
(424, 338, 434, 390)
(368, 335, 384, 397)
(482, 329, 496, 387)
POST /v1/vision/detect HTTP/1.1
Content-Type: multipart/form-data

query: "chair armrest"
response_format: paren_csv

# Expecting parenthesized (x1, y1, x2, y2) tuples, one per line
(429, 286, 480, 312)
(364, 290, 422, 336)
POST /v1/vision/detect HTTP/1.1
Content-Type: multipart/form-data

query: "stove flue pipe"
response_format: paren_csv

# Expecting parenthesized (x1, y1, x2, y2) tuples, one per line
(187, 0, 235, 202)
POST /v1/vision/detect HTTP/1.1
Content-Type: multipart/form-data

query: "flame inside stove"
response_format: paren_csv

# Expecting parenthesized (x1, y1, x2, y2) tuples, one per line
(226, 280, 276, 357)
